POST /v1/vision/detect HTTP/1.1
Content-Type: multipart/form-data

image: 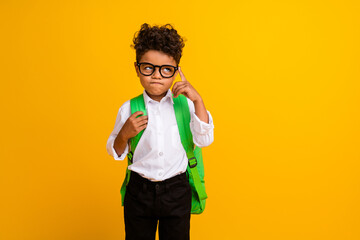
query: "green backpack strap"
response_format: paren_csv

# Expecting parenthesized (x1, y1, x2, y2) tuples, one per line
(120, 93, 147, 206)
(173, 95, 208, 205)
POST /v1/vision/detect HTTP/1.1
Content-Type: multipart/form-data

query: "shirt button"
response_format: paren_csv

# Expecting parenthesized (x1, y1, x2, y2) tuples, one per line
(158, 172, 163, 176)
(159, 151, 163, 156)
(155, 184, 160, 190)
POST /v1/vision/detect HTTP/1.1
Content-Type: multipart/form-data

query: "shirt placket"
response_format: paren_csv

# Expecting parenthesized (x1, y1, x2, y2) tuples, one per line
(153, 102, 165, 179)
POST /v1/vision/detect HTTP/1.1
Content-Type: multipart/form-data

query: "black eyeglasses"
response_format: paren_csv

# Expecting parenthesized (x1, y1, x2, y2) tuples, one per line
(136, 61, 178, 78)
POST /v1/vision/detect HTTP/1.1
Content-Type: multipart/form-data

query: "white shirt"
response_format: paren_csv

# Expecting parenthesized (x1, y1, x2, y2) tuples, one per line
(106, 89, 214, 181)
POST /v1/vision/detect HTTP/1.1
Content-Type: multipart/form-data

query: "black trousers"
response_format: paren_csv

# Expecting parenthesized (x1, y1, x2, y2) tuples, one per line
(124, 170, 192, 240)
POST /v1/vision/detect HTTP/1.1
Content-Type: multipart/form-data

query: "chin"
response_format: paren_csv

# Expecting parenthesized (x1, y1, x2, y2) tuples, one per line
(148, 87, 166, 93)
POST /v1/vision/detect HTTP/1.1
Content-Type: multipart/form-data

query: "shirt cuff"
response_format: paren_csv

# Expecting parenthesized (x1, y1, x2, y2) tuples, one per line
(111, 141, 129, 161)
(190, 110, 214, 135)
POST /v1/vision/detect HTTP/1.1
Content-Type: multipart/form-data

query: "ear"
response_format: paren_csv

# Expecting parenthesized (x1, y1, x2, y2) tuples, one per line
(134, 62, 139, 77)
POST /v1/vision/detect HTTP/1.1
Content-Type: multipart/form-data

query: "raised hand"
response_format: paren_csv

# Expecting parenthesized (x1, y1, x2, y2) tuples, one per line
(172, 66, 202, 103)
(172, 66, 209, 123)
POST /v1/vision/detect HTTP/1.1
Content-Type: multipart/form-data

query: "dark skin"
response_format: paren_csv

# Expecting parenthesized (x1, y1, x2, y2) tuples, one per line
(114, 50, 209, 156)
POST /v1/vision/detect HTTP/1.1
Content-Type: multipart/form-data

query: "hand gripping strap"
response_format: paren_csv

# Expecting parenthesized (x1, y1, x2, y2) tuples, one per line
(173, 95, 208, 204)
(120, 93, 147, 206)
(129, 94, 147, 152)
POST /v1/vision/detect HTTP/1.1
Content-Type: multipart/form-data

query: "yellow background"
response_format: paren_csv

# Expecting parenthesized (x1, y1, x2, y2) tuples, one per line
(1, 0, 359, 239)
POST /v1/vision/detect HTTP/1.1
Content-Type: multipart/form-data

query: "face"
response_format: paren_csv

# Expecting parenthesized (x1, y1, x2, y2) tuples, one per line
(134, 50, 179, 102)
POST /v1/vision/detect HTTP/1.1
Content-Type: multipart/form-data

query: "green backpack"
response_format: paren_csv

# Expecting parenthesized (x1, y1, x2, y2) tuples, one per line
(120, 93, 208, 214)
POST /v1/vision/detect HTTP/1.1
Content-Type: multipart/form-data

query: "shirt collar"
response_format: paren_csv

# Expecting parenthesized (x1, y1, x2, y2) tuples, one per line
(143, 89, 174, 105)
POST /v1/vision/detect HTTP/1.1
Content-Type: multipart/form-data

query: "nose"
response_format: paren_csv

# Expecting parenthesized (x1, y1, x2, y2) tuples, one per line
(151, 66, 162, 78)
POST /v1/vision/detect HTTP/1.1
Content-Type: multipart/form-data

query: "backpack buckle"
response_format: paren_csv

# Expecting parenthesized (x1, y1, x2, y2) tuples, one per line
(188, 157, 197, 168)
(127, 151, 134, 163)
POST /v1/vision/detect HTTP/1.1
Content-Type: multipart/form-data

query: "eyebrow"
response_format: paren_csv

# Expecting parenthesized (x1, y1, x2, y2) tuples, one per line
(140, 61, 177, 66)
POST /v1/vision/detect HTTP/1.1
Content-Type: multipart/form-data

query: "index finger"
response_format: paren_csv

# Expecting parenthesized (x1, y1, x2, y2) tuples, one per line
(130, 111, 145, 119)
(178, 66, 187, 82)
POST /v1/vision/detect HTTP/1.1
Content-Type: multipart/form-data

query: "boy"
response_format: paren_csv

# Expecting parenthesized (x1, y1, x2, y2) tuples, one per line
(106, 23, 214, 240)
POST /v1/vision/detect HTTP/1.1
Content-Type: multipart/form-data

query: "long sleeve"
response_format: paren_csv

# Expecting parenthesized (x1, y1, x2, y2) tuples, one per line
(106, 100, 131, 161)
(187, 98, 214, 147)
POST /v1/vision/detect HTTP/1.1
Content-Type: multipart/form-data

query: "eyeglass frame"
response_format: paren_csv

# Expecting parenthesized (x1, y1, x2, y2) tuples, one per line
(136, 61, 179, 78)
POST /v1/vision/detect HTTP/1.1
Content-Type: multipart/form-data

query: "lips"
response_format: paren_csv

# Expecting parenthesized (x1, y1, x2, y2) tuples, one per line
(150, 82, 163, 85)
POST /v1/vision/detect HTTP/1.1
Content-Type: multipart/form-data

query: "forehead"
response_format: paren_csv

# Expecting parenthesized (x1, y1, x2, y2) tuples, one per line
(140, 50, 176, 65)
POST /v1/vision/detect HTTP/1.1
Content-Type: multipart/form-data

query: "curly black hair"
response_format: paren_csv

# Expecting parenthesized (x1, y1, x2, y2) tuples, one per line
(130, 23, 186, 65)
